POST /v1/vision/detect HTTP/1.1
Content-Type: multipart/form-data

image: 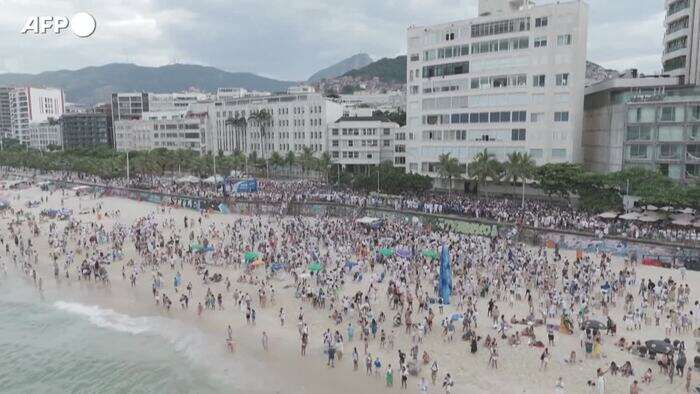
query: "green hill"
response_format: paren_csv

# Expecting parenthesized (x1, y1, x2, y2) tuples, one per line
(342, 56, 406, 84)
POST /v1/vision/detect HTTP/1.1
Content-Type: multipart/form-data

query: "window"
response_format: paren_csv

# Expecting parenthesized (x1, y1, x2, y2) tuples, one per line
(555, 73, 569, 86)
(551, 149, 567, 158)
(529, 149, 543, 158)
(626, 145, 649, 159)
(656, 125, 684, 141)
(533, 74, 546, 87)
(511, 129, 526, 141)
(659, 106, 683, 122)
(688, 105, 700, 121)
(422, 61, 470, 78)
(627, 107, 655, 123)
(534, 36, 547, 48)
(554, 111, 569, 122)
(471, 17, 531, 38)
(535, 17, 548, 27)
(530, 112, 544, 123)
(557, 34, 572, 46)
(625, 125, 652, 141)
(512, 111, 527, 122)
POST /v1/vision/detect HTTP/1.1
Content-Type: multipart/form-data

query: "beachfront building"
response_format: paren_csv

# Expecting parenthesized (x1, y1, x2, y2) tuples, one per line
(60, 113, 110, 150)
(0, 87, 11, 138)
(339, 91, 407, 112)
(114, 111, 207, 154)
(8, 87, 64, 145)
(328, 109, 402, 171)
(583, 77, 700, 183)
(190, 92, 344, 158)
(28, 119, 62, 151)
(662, 0, 700, 85)
(405, 0, 588, 179)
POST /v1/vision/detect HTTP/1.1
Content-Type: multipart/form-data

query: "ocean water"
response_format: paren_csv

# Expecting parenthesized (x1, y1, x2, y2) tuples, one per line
(0, 279, 233, 394)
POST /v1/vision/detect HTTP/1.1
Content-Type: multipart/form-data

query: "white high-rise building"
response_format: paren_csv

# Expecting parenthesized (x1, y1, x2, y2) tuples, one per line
(662, 0, 700, 85)
(328, 109, 402, 169)
(405, 0, 588, 177)
(28, 120, 62, 151)
(0, 87, 11, 138)
(114, 111, 207, 154)
(191, 92, 344, 158)
(8, 87, 64, 144)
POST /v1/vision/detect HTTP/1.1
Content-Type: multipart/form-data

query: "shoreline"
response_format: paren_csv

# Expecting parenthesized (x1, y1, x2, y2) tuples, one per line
(1, 187, 697, 393)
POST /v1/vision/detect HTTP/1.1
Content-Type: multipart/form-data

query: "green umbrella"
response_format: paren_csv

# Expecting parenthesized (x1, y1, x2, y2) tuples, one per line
(244, 251, 259, 263)
(422, 250, 439, 260)
(379, 247, 395, 257)
(308, 261, 323, 273)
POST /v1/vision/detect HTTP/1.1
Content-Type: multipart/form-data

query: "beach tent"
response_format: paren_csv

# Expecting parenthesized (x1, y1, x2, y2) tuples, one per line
(422, 250, 439, 260)
(244, 251, 260, 263)
(618, 212, 642, 221)
(203, 175, 225, 184)
(308, 261, 323, 273)
(644, 205, 658, 211)
(190, 243, 204, 252)
(176, 175, 200, 184)
(671, 213, 695, 226)
(660, 206, 674, 212)
(597, 211, 619, 219)
(638, 211, 665, 222)
(678, 207, 696, 214)
(379, 247, 395, 257)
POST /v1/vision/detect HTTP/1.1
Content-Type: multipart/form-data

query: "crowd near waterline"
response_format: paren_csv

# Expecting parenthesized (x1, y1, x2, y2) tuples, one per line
(1, 178, 699, 394)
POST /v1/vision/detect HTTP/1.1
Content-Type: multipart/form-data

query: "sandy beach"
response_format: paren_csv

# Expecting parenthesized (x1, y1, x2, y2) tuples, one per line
(1, 185, 698, 394)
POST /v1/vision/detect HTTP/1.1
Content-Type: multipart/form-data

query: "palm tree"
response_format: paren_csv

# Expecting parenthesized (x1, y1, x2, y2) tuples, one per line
(467, 149, 502, 196)
(316, 152, 332, 184)
(299, 146, 315, 178)
(437, 153, 463, 196)
(269, 151, 284, 177)
(504, 152, 536, 207)
(248, 109, 272, 177)
(234, 116, 248, 154)
(285, 150, 296, 178)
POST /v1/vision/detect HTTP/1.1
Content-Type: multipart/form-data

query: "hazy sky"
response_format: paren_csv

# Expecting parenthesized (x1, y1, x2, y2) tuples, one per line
(0, 0, 665, 81)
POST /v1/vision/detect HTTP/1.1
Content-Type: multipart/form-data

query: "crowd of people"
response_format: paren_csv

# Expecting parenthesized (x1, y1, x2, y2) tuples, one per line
(1, 180, 698, 393)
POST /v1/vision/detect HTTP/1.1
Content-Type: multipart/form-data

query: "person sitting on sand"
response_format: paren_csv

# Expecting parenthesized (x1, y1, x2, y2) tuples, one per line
(642, 368, 653, 384)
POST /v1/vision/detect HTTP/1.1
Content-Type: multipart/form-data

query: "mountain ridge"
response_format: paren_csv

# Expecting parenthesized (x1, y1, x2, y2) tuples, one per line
(307, 53, 373, 83)
(0, 63, 297, 105)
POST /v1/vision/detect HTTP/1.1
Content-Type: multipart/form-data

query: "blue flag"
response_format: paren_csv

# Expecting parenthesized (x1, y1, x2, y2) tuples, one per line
(439, 244, 452, 304)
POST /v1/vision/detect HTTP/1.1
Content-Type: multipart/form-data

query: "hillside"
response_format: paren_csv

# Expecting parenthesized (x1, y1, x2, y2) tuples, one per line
(342, 56, 407, 84)
(585, 61, 620, 86)
(0, 63, 297, 105)
(307, 53, 373, 83)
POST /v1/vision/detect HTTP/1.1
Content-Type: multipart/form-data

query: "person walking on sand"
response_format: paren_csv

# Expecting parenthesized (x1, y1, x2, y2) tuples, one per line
(262, 331, 269, 352)
(596, 368, 608, 394)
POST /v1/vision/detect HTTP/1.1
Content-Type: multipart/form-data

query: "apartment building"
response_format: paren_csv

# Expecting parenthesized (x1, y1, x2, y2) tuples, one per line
(405, 0, 588, 177)
(663, 0, 700, 85)
(28, 120, 62, 151)
(191, 92, 344, 158)
(8, 87, 64, 144)
(0, 87, 11, 138)
(60, 113, 110, 150)
(328, 109, 402, 170)
(114, 111, 207, 154)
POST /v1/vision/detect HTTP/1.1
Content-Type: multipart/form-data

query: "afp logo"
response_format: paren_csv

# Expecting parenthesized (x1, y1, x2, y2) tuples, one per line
(21, 12, 96, 38)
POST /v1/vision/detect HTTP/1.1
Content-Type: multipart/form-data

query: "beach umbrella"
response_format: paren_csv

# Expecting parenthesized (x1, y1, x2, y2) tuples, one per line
(250, 259, 265, 268)
(190, 243, 203, 252)
(660, 206, 674, 212)
(645, 340, 673, 355)
(396, 247, 412, 259)
(344, 261, 358, 270)
(422, 250, 439, 260)
(678, 207, 696, 214)
(581, 319, 606, 330)
(270, 262, 286, 272)
(308, 261, 323, 273)
(379, 247, 395, 257)
(244, 251, 259, 263)
(448, 312, 463, 322)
